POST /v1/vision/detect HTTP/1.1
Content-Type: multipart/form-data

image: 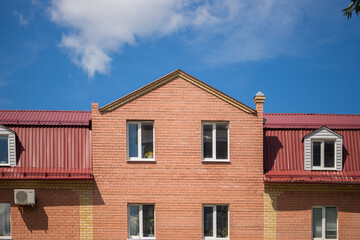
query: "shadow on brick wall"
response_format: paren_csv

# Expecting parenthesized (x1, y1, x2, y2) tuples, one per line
(18, 205, 48, 232)
(93, 179, 105, 206)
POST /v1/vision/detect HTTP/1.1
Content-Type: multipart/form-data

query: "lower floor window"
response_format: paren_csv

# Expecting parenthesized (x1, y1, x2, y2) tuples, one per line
(312, 206, 337, 239)
(128, 204, 155, 239)
(0, 203, 11, 237)
(203, 205, 228, 239)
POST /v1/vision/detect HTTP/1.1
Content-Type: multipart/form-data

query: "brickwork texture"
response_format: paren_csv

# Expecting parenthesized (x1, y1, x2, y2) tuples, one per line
(0, 181, 93, 240)
(264, 183, 360, 240)
(92, 77, 264, 239)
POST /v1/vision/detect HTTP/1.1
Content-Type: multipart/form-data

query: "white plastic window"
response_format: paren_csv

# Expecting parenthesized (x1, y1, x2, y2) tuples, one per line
(127, 122, 154, 161)
(128, 204, 155, 239)
(202, 123, 229, 161)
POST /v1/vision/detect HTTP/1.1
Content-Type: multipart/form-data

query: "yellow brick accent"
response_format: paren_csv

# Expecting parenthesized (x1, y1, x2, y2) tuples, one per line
(77, 190, 94, 240)
(263, 189, 282, 240)
(0, 180, 93, 240)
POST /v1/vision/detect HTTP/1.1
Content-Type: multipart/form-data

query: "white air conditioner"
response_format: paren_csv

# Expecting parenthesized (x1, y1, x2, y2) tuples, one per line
(14, 189, 35, 205)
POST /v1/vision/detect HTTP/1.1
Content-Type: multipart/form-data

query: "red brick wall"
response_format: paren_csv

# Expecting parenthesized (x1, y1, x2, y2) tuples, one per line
(270, 185, 360, 239)
(0, 186, 80, 239)
(92, 77, 264, 239)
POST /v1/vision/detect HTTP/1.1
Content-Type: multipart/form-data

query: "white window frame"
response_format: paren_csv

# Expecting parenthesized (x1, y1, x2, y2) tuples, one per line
(202, 122, 229, 162)
(202, 205, 229, 240)
(311, 139, 336, 170)
(128, 204, 155, 240)
(0, 134, 10, 167)
(0, 203, 11, 239)
(312, 206, 338, 240)
(127, 121, 155, 161)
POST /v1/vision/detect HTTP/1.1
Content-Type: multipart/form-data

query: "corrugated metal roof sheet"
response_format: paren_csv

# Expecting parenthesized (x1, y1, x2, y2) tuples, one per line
(264, 113, 360, 129)
(0, 110, 91, 126)
(264, 170, 360, 184)
(0, 124, 92, 180)
(0, 168, 92, 180)
(264, 114, 360, 183)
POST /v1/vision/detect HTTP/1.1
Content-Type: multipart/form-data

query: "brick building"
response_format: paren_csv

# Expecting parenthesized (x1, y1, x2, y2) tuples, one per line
(1, 70, 360, 240)
(91, 69, 265, 239)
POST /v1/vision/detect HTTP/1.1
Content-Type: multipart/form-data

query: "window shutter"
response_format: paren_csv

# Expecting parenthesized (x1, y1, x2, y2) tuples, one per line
(9, 133, 16, 167)
(304, 138, 312, 170)
(335, 138, 343, 171)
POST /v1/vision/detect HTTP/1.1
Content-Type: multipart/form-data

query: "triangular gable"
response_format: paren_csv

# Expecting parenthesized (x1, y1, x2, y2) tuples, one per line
(303, 126, 343, 140)
(99, 69, 256, 114)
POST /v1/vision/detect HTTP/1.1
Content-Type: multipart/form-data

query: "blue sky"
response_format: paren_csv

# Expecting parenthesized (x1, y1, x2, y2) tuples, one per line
(1, 0, 360, 114)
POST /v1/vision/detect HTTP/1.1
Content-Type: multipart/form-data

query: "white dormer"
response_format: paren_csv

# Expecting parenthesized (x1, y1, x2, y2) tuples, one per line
(0, 125, 16, 167)
(304, 126, 343, 171)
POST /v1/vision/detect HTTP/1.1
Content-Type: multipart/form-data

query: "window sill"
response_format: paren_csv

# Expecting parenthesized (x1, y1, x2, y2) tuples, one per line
(311, 167, 337, 171)
(127, 238, 156, 240)
(0, 236, 12, 240)
(202, 159, 230, 163)
(0, 164, 11, 167)
(203, 238, 229, 240)
(127, 159, 155, 162)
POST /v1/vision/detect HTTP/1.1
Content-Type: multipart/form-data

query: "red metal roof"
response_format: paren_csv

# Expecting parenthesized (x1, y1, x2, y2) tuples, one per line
(0, 111, 92, 180)
(0, 110, 91, 126)
(0, 167, 92, 180)
(264, 113, 360, 129)
(264, 170, 360, 184)
(264, 113, 360, 184)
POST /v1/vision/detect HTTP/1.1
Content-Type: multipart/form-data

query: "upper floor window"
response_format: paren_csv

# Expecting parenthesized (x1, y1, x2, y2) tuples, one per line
(202, 122, 229, 162)
(128, 204, 155, 239)
(312, 206, 337, 240)
(0, 203, 11, 238)
(304, 126, 343, 171)
(127, 121, 154, 161)
(0, 125, 16, 167)
(312, 140, 335, 169)
(203, 205, 229, 239)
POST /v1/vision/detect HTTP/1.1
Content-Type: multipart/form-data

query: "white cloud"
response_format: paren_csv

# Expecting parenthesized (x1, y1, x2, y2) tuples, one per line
(187, 0, 306, 63)
(49, 0, 308, 78)
(49, 0, 208, 78)
(13, 11, 29, 26)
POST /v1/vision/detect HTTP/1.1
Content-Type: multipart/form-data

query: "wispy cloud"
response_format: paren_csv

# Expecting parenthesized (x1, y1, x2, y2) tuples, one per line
(13, 10, 30, 26)
(49, 0, 310, 78)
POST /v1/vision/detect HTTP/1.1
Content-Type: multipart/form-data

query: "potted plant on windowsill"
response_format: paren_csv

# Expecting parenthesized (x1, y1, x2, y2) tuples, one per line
(144, 151, 153, 159)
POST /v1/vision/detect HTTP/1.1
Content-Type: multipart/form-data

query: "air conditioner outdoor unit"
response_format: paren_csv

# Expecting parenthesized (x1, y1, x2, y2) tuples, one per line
(14, 189, 35, 205)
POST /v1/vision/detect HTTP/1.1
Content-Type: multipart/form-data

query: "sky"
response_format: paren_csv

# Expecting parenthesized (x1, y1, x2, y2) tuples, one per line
(0, 0, 360, 114)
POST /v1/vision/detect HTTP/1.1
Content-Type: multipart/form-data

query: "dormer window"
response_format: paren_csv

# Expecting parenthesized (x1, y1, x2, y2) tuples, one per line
(312, 140, 335, 169)
(0, 135, 9, 165)
(304, 126, 343, 171)
(0, 125, 16, 167)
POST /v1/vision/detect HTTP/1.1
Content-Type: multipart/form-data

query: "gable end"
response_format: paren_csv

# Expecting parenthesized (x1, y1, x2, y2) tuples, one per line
(99, 69, 257, 114)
